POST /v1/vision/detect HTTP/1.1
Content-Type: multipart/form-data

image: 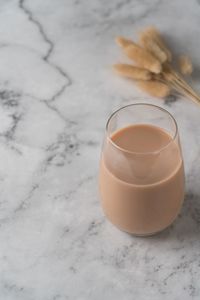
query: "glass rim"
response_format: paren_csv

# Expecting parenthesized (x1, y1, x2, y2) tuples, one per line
(105, 103, 178, 155)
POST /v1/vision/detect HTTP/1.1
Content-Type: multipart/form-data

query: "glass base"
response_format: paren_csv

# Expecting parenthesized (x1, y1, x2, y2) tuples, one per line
(107, 217, 177, 237)
(104, 195, 184, 237)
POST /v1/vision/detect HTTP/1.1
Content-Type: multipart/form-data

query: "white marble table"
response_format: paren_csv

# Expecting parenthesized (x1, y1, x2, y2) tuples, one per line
(0, 0, 200, 299)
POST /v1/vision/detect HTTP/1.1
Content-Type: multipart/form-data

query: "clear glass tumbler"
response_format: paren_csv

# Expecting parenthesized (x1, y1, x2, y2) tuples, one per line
(99, 103, 185, 236)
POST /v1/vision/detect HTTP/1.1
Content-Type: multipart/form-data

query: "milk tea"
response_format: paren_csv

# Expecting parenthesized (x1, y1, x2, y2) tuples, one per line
(99, 124, 184, 235)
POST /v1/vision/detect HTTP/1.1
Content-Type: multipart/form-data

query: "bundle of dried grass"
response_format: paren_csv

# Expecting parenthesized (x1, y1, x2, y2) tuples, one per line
(114, 27, 200, 105)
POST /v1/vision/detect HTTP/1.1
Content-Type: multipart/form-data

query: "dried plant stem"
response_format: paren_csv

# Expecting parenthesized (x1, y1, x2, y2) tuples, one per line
(153, 65, 200, 104)
(168, 70, 200, 104)
(160, 67, 200, 104)
(171, 81, 200, 105)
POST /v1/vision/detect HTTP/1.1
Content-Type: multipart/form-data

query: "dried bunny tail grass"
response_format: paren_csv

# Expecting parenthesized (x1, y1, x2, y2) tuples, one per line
(163, 64, 200, 105)
(113, 64, 152, 80)
(124, 44, 162, 74)
(139, 30, 167, 63)
(137, 80, 170, 98)
(178, 55, 193, 75)
(142, 27, 172, 62)
(114, 28, 200, 105)
(115, 36, 135, 48)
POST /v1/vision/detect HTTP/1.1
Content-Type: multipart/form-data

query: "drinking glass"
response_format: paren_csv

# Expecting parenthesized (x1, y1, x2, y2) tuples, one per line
(99, 103, 185, 236)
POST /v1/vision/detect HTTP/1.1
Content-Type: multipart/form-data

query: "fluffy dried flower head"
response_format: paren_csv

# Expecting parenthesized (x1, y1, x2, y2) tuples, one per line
(113, 64, 152, 80)
(140, 27, 172, 62)
(178, 55, 193, 75)
(137, 80, 170, 98)
(123, 44, 162, 74)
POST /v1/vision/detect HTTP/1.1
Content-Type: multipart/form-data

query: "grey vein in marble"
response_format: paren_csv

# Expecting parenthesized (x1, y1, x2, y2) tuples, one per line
(19, 0, 72, 103)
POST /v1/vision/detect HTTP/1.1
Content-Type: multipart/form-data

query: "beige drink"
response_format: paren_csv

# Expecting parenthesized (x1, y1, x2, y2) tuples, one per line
(99, 122, 185, 236)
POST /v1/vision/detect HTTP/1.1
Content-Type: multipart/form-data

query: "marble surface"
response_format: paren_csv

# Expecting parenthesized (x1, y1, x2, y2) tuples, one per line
(0, 0, 200, 299)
